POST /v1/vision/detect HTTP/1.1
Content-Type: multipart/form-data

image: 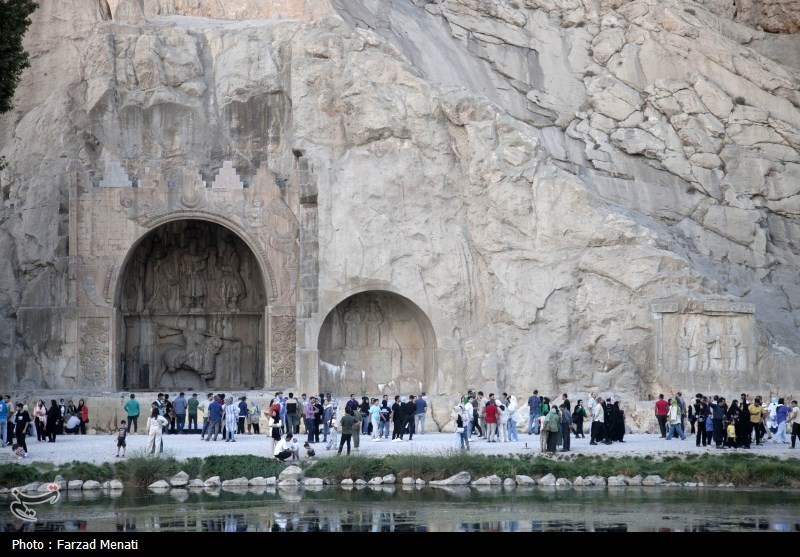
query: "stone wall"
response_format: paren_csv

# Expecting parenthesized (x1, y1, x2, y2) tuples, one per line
(0, 0, 798, 402)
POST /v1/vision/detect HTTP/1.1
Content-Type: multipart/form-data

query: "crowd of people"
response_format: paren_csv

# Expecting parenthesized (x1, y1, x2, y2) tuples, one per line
(653, 391, 799, 450)
(3, 387, 799, 461)
(0, 395, 91, 459)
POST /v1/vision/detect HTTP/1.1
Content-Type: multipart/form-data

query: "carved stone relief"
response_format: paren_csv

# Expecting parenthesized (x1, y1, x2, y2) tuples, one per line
(271, 315, 296, 386)
(653, 299, 756, 392)
(318, 292, 435, 396)
(79, 318, 110, 387)
(119, 221, 266, 389)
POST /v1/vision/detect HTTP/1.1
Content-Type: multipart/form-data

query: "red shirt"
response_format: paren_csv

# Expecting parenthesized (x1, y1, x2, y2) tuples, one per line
(655, 399, 669, 416)
(484, 403, 498, 423)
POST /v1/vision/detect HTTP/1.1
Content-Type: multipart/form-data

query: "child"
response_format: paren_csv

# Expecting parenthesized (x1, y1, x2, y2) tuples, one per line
(725, 420, 737, 449)
(325, 420, 339, 451)
(12, 443, 25, 459)
(116, 419, 128, 458)
(304, 441, 316, 459)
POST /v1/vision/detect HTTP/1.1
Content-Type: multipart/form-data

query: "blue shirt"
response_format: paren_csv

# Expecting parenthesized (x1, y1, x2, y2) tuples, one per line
(415, 398, 427, 415)
(0, 400, 8, 420)
(208, 401, 223, 421)
(776, 405, 790, 424)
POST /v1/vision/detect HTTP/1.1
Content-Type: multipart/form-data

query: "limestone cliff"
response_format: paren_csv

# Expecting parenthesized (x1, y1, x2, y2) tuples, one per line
(0, 0, 798, 403)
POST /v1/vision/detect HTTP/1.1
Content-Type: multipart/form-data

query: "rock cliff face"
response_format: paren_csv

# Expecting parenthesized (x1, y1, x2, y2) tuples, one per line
(0, 0, 798, 405)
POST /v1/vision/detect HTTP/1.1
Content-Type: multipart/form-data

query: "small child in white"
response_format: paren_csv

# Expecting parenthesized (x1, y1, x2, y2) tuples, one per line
(116, 420, 128, 458)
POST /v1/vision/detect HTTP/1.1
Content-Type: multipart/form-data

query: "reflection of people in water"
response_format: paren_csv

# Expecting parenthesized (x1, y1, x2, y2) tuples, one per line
(180, 237, 209, 309)
(216, 238, 245, 310)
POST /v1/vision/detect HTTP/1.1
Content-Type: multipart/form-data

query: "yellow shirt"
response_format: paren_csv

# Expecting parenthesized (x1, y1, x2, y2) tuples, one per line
(748, 404, 764, 424)
(726, 424, 735, 438)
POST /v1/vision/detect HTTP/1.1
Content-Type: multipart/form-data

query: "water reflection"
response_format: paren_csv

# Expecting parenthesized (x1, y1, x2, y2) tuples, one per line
(0, 487, 798, 533)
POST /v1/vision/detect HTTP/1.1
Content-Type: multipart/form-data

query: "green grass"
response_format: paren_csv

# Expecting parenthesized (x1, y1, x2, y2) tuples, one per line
(1, 453, 799, 489)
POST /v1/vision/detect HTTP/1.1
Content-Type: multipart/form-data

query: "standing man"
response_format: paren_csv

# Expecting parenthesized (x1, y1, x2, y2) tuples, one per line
(203, 395, 223, 441)
(710, 395, 727, 448)
(506, 394, 519, 441)
(123, 394, 140, 434)
(527, 390, 541, 435)
(415, 392, 428, 434)
(345, 394, 359, 414)
(748, 396, 767, 446)
(187, 393, 199, 433)
(198, 393, 213, 438)
(163, 394, 175, 434)
(237, 396, 249, 434)
(402, 395, 417, 441)
(284, 393, 299, 435)
(676, 392, 687, 432)
(654, 394, 669, 438)
(0, 394, 9, 448)
(561, 393, 571, 412)
(391, 395, 405, 441)
(787, 400, 799, 449)
(172, 392, 188, 433)
(303, 396, 317, 444)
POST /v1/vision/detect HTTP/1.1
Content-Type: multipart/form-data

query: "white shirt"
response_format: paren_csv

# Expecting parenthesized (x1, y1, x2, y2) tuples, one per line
(592, 402, 604, 423)
(274, 438, 292, 456)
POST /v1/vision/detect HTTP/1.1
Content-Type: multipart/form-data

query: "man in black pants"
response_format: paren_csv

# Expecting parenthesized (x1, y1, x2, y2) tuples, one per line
(401, 395, 417, 441)
(391, 396, 404, 441)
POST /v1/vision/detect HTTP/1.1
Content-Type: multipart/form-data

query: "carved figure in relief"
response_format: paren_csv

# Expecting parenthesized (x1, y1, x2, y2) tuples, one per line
(146, 237, 178, 311)
(677, 324, 695, 374)
(159, 328, 223, 387)
(719, 321, 741, 372)
(364, 296, 384, 348)
(342, 300, 362, 348)
(698, 320, 717, 372)
(179, 236, 209, 309)
(216, 237, 246, 311)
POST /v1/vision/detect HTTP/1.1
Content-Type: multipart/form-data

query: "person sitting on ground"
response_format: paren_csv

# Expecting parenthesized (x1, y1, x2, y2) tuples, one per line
(304, 442, 316, 459)
(273, 433, 294, 462)
(12, 443, 25, 459)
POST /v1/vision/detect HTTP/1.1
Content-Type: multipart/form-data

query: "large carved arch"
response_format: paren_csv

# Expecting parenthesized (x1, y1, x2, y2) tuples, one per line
(317, 290, 437, 396)
(115, 219, 268, 391)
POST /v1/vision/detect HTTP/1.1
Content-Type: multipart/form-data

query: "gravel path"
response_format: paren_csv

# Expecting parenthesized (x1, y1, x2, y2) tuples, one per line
(2, 429, 797, 466)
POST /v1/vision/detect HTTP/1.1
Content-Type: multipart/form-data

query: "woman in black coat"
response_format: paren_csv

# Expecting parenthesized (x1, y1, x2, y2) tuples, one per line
(610, 401, 626, 442)
(359, 397, 371, 435)
(45, 399, 62, 443)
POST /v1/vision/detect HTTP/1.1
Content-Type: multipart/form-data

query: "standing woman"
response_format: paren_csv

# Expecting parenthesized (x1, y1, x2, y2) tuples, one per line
(572, 400, 587, 438)
(611, 401, 626, 442)
(146, 406, 168, 455)
(77, 399, 89, 434)
(33, 400, 47, 442)
(359, 397, 371, 435)
(13, 403, 31, 457)
(223, 397, 239, 442)
(269, 398, 282, 452)
(66, 400, 77, 418)
(46, 400, 61, 443)
(369, 398, 381, 441)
